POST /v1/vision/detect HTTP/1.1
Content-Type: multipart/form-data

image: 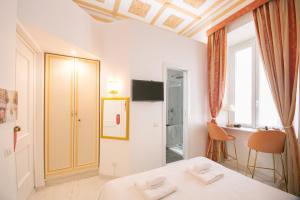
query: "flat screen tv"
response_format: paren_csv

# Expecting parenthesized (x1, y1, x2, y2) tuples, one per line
(132, 80, 164, 101)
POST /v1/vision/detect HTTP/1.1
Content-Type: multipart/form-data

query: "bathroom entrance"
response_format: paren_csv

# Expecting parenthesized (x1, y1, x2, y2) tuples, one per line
(166, 68, 186, 163)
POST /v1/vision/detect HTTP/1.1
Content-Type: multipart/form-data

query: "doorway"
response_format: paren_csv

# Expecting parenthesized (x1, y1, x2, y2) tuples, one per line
(166, 68, 186, 163)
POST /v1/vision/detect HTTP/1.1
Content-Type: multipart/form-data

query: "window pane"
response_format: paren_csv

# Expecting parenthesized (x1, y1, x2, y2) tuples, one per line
(258, 59, 281, 127)
(234, 47, 252, 125)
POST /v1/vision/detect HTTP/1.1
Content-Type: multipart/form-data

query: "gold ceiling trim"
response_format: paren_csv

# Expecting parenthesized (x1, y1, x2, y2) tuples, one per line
(184, 0, 206, 8)
(112, 0, 122, 16)
(150, 2, 169, 25)
(178, 0, 226, 35)
(154, 0, 198, 18)
(201, 0, 229, 16)
(73, 0, 249, 42)
(73, 0, 128, 20)
(167, 3, 198, 18)
(91, 14, 113, 23)
(177, 16, 201, 34)
(182, 0, 234, 36)
(186, 0, 247, 38)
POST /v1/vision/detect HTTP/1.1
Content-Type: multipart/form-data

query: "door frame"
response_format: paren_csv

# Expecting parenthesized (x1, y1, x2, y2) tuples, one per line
(162, 63, 189, 165)
(16, 21, 41, 188)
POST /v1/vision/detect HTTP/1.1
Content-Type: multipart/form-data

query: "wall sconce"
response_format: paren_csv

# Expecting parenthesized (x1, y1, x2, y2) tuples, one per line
(107, 80, 121, 95)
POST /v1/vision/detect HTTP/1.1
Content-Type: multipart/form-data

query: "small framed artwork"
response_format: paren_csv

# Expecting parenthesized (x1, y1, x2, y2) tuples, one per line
(101, 97, 129, 140)
(0, 88, 18, 124)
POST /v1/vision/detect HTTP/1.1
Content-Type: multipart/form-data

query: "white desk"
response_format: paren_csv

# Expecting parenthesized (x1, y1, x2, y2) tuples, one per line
(220, 125, 256, 133)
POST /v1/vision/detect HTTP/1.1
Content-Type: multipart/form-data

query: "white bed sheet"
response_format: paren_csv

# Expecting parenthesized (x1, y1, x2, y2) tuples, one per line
(98, 157, 298, 200)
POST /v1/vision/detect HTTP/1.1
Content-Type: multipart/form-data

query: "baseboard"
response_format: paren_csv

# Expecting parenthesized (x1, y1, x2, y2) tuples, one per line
(45, 169, 99, 186)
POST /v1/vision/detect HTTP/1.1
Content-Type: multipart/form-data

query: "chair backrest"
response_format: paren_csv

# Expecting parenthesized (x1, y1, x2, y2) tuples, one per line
(248, 131, 286, 154)
(207, 122, 228, 141)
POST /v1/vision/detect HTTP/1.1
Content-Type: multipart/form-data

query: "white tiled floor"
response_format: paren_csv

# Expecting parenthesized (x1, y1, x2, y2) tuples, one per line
(28, 176, 112, 200)
(222, 159, 286, 191)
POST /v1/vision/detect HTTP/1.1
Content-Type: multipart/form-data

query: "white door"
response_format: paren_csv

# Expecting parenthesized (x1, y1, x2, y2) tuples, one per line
(15, 36, 35, 200)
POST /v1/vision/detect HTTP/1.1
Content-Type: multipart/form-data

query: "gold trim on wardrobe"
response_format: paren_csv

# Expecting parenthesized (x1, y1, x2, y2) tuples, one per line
(44, 53, 100, 178)
(45, 54, 75, 177)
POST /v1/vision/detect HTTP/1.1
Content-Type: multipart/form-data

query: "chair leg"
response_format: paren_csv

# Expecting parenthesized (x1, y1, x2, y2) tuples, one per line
(218, 141, 222, 162)
(206, 139, 212, 158)
(280, 154, 288, 191)
(246, 149, 251, 175)
(222, 141, 226, 158)
(210, 139, 214, 160)
(252, 151, 258, 179)
(233, 140, 238, 170)
(272, 153, 276, 183)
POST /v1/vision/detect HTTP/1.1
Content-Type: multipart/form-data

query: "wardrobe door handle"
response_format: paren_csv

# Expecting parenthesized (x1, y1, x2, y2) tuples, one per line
(78, 119, 81, 122)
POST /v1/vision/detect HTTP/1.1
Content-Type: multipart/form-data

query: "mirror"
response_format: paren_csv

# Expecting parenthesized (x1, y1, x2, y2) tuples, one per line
(101, 97, 129, 140)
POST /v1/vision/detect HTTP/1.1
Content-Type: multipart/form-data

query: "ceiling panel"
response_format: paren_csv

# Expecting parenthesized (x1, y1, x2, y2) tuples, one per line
(119, 0, 162, 23)
(73, 0, 255, 43)
(156, 7, 194, 32)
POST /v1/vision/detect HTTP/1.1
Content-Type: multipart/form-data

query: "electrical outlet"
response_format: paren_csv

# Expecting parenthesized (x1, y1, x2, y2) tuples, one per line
(4, 148, 12, 158)
(112, 162, 117, 177)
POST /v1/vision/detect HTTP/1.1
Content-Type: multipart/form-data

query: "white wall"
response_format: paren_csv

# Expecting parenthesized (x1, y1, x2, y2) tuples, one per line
(99, 20, 208, 176)
(17, 0, 103, 56)
(0, 0, 18, 199)
(99, 20, 132, 176)
(17, 0, 208, 180)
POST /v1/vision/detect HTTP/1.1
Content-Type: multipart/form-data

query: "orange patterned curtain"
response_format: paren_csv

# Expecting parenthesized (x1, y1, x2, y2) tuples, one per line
(206, 27, 227, 160)
(253, 0, 300, 195)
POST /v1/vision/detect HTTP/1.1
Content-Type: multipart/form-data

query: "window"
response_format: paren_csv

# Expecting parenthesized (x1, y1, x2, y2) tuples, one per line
(228, 39, 281, 128)
(234, 46, 253, 125)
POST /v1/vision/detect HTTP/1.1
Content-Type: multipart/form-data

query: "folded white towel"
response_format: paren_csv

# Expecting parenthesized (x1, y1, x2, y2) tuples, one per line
(188, 169, 224, 184)
(188, 163, 212, 174)
(136, 180, 177, 200)
(135, 176, 166, 190)
(146, 176, 166, 189)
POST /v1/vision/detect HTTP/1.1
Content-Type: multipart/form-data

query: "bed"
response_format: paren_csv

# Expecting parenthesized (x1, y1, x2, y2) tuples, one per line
(98, 157, 298, 200)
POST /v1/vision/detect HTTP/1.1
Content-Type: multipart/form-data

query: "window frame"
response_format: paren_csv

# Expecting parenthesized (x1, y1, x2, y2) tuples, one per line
(228, 38, 284, 129)
(227, 37, 300, 131)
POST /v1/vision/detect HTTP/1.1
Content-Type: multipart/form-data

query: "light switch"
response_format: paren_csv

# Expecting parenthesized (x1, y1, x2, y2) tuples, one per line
(153, 122, 159, 127)
(4, 148, 12, 158)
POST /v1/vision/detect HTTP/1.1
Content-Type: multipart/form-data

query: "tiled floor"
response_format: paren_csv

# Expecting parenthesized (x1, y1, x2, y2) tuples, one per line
(222, 159, 286, 191)
(166, 148, 183, 163)
(28, 176, 112, 200)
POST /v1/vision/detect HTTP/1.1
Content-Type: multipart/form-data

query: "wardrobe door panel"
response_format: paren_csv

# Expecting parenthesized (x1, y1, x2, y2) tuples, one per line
(75, 58, 99, 167)
(45, 54, 74, 176)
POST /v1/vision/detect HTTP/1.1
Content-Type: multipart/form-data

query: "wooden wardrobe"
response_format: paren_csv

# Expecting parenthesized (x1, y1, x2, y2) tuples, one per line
(45, 53, 100, 178)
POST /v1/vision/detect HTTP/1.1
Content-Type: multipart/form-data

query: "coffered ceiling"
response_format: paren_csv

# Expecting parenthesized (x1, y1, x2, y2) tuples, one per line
(73, 0, 254, 43)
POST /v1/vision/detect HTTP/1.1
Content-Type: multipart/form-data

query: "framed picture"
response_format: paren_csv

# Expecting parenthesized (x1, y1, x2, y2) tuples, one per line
(0, 88, 18, 124)
(101, 97, 129, 140)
